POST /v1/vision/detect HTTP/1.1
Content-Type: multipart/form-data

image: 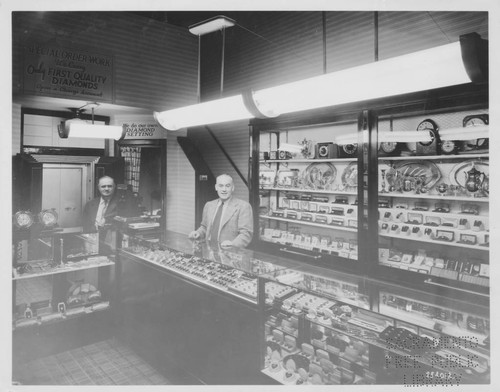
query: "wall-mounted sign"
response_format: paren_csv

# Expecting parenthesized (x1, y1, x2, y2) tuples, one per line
(123, 122, 165, 139)
(23, 43, 114, 102)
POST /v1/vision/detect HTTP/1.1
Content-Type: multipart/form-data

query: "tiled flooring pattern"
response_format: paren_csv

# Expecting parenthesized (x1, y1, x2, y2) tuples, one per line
(14, 338, 171, 385)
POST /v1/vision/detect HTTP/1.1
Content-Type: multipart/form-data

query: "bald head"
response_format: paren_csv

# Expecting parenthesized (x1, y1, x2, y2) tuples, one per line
(98, 176, 115, 200)
(215, 174, 234, 201)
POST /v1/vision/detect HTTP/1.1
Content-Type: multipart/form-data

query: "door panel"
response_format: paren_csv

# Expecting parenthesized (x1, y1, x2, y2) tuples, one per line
(42, 165, 85, 228)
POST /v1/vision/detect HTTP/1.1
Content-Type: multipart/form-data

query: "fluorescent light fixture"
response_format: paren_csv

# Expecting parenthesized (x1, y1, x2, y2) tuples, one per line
(379, 131, 432, 143)
(58, 119, 125, 140)
(189, 16, 235, 36)
(154, 95, 252, 131)
(253, 42, 469, 116)
(439, 125, 489, 141)
(154, 33, 487, 131)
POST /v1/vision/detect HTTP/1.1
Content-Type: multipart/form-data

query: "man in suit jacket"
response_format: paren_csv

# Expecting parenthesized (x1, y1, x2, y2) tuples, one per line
(189, 174, 253, 249)
(82, 176, 119, 233)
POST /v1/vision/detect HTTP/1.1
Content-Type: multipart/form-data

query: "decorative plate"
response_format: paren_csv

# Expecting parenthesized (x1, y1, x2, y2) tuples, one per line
(13, 210, 34, 229)
(341, 162, 358, 188)
(449, 160, 489, 190)
(303, 162, 336, 190)
(385, 161, 441, 191)
(39, 209, 58, 228)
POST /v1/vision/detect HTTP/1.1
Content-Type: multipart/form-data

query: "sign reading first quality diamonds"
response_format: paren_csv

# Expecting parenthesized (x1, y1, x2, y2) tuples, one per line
(23, 43, 114, 102)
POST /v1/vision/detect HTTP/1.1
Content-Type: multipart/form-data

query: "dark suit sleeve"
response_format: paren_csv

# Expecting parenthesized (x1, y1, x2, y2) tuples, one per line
(82, 199, 96, 233)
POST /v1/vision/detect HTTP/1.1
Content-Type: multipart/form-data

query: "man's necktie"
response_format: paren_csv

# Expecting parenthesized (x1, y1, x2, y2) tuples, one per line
(209, 201, 224, 248)
(96, 199, 109, 229)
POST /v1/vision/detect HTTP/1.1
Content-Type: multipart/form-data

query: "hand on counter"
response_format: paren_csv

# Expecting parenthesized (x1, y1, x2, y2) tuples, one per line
(188, 231, 201, 240)
(220, 240, 233, 249)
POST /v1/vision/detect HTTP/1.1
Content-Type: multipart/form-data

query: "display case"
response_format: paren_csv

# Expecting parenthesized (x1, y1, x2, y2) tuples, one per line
(12, 227, 115, 329)
(252, 118, 364, 267)
(376, 109, 489, 293)
(117, 230, 489, 385)
(259, 265, 490, 385)
(119, 234, 293, 305)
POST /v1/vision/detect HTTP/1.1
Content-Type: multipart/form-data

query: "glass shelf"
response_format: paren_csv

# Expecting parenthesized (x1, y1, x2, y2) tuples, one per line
(260, 215, 358, 233)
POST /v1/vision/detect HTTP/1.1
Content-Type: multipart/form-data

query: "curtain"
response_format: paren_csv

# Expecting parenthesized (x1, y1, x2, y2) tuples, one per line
(121, 147, 141, 193)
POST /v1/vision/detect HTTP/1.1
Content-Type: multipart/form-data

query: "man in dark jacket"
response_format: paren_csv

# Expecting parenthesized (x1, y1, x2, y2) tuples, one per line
(82, 176, 119, 233)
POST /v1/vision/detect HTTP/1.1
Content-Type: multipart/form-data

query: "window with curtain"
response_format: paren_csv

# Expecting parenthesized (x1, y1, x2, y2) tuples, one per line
(120, 146, 141, 193)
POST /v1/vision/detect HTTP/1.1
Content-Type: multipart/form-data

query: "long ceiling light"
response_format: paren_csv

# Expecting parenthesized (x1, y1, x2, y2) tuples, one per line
(58, 121, 125, 140)
(154, 33, 487, 131)
(58, 102, 126, 140)
(153, 95, 252, 131)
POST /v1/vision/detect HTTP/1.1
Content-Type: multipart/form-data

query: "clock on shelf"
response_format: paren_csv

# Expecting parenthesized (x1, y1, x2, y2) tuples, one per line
(462, 114, 489, 153)
(13, 210, 34, 229)
(416, 119, 440, 156)
(338, 143, 358, 158)
(379, 141, 403, 157)
(441, 139, 459, 155)
(39, 209, 59, 229)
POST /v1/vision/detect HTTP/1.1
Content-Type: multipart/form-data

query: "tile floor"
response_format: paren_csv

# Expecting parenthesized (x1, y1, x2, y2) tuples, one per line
(13, 337, 171, 385)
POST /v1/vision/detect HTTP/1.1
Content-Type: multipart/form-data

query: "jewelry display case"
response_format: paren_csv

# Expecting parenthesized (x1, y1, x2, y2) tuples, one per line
(119, 234, 292, 305)
(259, 265, 490, 385)
(376, 109, 489, 293)
(251, 118, 363, 268)
(12, 227, 115, 330)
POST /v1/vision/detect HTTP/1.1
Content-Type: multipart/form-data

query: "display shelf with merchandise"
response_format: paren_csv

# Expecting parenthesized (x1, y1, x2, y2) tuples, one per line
(12, 229, 115, 331)
(376, 110, 490, 292)
(259, 268, 490, 385)
(252, 119, 362, 267)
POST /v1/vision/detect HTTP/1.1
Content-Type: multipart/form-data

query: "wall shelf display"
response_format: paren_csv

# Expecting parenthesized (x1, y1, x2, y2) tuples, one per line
(12, 230, 114, 330)
(376, 110, 489, 291)
(252, 121, 361, 266)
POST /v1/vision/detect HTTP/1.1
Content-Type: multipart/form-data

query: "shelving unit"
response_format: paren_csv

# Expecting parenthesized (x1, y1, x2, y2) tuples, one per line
(252, 120, 361, 265)
(12, 229, 115, 330)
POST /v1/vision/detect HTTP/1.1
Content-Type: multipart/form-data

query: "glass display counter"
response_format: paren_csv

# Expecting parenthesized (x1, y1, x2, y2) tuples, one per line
(119, 231, 490, 385)
(12, 228, 114, 330)
(259, 264, 489, 385)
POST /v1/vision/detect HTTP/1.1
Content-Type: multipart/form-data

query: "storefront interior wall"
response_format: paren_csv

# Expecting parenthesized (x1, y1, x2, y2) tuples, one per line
(11, 11, 488, 233)
(188, 11, 488, 203)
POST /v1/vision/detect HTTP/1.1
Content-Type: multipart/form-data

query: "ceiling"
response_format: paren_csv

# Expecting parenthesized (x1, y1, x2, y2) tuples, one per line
(13, 94, 153, 118)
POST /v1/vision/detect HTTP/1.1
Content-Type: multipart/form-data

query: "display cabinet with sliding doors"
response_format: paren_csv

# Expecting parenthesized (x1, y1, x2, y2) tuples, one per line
(250, 112, 368, 270)
(375, 108, 489, 295)
(250, 81, 489, 292)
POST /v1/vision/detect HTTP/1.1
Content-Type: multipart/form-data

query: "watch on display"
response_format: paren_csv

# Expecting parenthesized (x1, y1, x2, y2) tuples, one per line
(462, 114, 489, 152)
(13, 210, 34, 229)
(38, 209, 58, 228)
(416, 119, 440, 155)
